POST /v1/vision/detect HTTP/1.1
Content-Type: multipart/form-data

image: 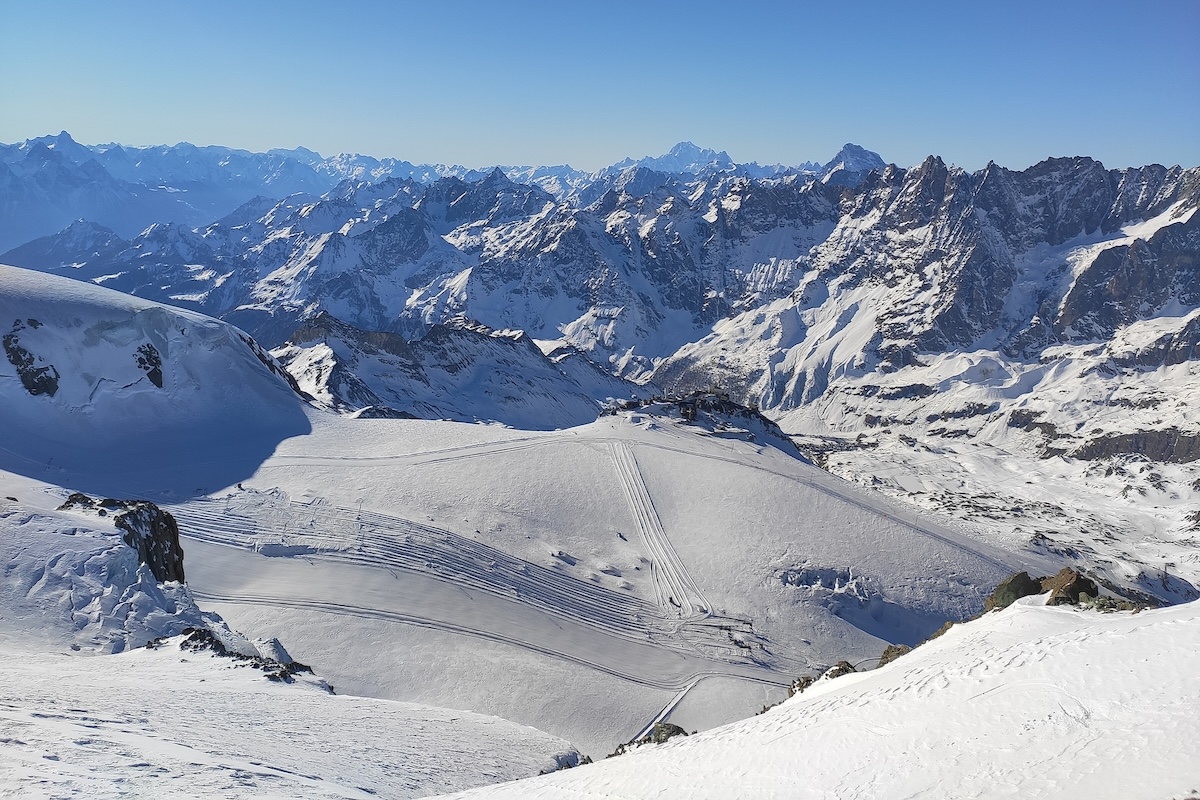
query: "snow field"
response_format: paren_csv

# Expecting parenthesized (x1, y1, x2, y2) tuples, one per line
(0, 641, 579, 800)
(167, 409, 1022, 756)
(436, 599, 1200, 799)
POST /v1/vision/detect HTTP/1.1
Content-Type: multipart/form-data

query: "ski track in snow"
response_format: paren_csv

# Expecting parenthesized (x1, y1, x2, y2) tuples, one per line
(267, 435, 558, 468)
(607, 441, 709, 619)
(268, 425, 1005, 580)
(634, 432, 1016, 576)
(171, 497, 798, 692)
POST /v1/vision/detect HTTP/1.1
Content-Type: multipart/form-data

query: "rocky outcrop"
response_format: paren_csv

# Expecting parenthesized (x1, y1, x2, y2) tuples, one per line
(985, 569, 1101, 610)
(58, 493, 185, 583)
(175, 627, 318, 685)
(3, 317, 59, 396)
(984, 572, 1044, 611)
(878, 643, 911, 668)
(1040, 568, 1099, 606)
(1072, 429, 1200, 463)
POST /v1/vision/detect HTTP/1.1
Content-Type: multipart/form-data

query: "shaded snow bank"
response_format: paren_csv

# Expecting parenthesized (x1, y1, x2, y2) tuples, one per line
(0, 263, 310, 500)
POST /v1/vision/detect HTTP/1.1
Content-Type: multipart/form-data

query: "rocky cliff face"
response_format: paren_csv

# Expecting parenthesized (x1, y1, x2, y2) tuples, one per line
(58, 493, 185, 583)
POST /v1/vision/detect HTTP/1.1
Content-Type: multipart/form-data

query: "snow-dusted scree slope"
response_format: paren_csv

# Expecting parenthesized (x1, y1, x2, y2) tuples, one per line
(437, 598, 1200, 800)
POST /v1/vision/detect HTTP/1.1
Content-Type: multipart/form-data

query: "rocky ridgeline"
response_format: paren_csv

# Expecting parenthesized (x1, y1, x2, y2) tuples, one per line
(168, 627, 323, 687)
(58, 492, 185, 583)
(608, 390, 802, 452)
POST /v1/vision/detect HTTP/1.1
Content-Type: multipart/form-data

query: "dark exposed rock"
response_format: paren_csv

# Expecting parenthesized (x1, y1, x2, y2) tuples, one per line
(1006, 410, 1062, 439)
(1107, 314, 1200, 369)
(985, 571, 1044, 611)
(113, 502, 185, 583)
(1040, 568, 1099, 606)
(1056, 210, 1200, 342)
(925, 402, 997, 422)
(236, 332, 312, 401)
(876, 383, 937, 400)
(824, 660, 857, 680)
(1072, 428, 1200, 463)
(607, 721, 689, 758)
(178, 627, 317, 684)
(3, 318, 60, 396)
(878, 643, 912, 668)
(648, 722, 688, 744)
(58, 492, 185, 583)
(927, 620, 956, 640)
(788, 675, 817, 696)
(134, 342, 163, 388)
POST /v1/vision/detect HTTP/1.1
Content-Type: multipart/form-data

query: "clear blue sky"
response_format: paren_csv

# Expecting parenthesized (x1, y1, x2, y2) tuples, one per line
(2, 0, 1197, 171)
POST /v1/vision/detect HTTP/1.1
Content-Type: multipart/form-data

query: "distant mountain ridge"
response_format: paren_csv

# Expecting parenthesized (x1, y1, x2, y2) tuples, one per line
(0, 131, 858, 251)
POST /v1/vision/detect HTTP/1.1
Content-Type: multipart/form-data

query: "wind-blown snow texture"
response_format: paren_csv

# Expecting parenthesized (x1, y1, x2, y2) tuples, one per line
(0, 503, 580, 798)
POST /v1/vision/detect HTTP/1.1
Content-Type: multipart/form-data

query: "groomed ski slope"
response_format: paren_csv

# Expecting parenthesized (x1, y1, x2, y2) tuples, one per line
(162, 408, 1026, 755)
(438, 598, 1200, 800)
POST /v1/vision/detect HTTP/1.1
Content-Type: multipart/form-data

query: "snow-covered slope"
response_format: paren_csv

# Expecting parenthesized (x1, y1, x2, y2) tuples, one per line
(0, 265, 1033, 760)
(655, 166, 1200, 602)
(0, 644, 580, 800)
(0, 263, 310, 497)
(438, 598, 1200, 799)
(159, 405, 1027, 757)
(0, 497, 580, 798)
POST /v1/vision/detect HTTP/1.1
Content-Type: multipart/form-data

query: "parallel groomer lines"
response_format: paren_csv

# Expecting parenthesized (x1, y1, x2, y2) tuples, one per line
(172, 498, 757, 665)
(607, 441, 709, 619)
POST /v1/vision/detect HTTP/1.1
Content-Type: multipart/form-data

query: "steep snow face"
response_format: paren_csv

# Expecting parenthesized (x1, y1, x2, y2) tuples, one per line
(274, 312, 650, 428)
(0, 264, 310, 497)
(437, 598, 1200, 800)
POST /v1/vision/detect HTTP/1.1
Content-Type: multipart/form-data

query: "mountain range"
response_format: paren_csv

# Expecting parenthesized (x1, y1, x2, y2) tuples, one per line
(4, 133, 1197, 606)
(2, 130, 1199, 796)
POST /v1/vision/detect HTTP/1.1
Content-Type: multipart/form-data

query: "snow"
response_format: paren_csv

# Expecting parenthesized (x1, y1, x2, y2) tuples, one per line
(126, 398, 1029, 758)
(0, 267, 1028, 754)
(0, 639, 578, 799)
(438, 598, 1200, 799)
(0, 264, 310, 498)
